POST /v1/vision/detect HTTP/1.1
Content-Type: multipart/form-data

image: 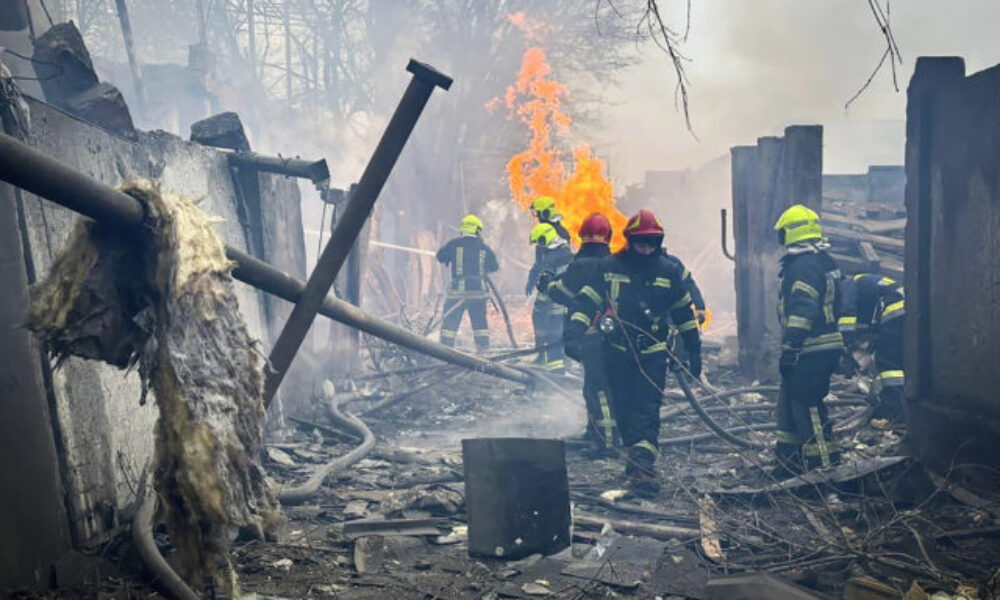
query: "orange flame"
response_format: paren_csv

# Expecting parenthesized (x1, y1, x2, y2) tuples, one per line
(499, 46, 627, 251)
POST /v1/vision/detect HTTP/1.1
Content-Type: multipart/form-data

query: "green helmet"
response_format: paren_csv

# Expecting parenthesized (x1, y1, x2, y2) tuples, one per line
(531, 195, 559, 221)
(774, 204, 822, 246)
(530, 223, 561, 247)
(460, 214, 484, 236)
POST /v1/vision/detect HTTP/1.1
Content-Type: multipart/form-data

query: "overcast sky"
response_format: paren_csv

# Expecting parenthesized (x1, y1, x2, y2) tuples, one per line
(596, 0, 1000, 181)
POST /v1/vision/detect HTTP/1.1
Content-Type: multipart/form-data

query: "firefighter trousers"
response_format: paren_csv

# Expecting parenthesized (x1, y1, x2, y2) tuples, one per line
(532, 299, 565, 372)
(440, 296, 489, 350)
(579, 332, 619, 449)
(874, 318, 905, 422)
(776, 350, 841, 472)
(606, 347, 668, 477)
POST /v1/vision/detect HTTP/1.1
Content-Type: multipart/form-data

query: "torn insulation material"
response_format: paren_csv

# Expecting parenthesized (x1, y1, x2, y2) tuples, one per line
(28, 179, 281, 594)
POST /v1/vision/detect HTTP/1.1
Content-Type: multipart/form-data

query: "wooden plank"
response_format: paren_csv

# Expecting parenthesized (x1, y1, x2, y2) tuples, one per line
(858, 241, 881, 270)
(822, 211, 907, 234)
(824, 224, 904, 252)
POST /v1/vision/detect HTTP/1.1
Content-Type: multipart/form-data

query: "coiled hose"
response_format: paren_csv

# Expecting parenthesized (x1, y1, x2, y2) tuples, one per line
(278, 393, 376, 504)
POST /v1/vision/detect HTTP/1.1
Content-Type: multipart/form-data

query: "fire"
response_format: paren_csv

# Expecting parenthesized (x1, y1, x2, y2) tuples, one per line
(497, 45, 628, 251)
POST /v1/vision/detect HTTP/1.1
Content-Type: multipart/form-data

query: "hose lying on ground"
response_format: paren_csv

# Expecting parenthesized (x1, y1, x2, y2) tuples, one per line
(673, 368, 767, 450)
(132, 486, 199, 600)
(660, 405, 871, 448)
(277, 391, 376, 505)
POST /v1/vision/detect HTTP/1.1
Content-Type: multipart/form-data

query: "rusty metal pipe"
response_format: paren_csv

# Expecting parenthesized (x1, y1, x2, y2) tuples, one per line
(263, 59, 452, 406)
(0, 130, 532, 387)
(721, 208, 736, 261)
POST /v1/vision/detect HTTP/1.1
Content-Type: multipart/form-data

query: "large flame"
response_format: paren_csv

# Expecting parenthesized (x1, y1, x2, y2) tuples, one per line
(495, 45, 628, 251)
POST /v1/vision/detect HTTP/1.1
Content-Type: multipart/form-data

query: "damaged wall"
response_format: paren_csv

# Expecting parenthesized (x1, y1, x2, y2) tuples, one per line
(730, 126, 823, 382)
(904, 57, 1000, 477)
(0, 93, 306, 589)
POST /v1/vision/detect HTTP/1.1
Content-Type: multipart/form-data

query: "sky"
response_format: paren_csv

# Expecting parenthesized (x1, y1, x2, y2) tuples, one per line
(596, 0, 1000, 181)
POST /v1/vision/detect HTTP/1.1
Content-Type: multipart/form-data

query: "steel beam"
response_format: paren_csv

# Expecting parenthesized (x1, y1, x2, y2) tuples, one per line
(0, 130, 531, 387)
(263, 59, 452, 406)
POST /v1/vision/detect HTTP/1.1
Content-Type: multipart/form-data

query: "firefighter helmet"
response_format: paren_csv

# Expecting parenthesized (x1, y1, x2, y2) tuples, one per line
(579, 213, 612, 244)
(531, 196, 559, 221)
(624, 209, 664, 237)
(774, 204, 822, 246)
(460, 214, 484, 236)
(530, 223, 559, 247)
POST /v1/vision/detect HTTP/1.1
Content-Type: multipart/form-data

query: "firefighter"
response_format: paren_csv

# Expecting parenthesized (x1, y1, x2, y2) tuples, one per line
(530, 195, 571, 246)
(839, 273, 905, 421)
(773, 204, 845, 477)
(566, 209, 702, 494)
(435, 214, 499, 351)
(527, 222, 573, 372)
(539, 213, 619, 452)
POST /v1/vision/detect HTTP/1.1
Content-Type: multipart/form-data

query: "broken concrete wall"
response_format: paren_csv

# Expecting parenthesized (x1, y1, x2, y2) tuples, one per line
(730, 126, 823, 382)
(4, 95, 306, 572)
(904, 57, 1000, 479)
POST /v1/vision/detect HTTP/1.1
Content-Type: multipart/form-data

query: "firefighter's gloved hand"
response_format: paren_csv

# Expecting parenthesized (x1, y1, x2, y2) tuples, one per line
(779, 349, 799, 379)
(535, 271, 554, 294)
(687, 352, 702, 379)
(524, 279, 535, 296)
(695, 309, 707, 325)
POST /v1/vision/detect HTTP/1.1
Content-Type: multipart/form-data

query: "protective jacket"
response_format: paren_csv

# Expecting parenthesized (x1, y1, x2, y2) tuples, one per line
(664, 253, 705, 311)
(527, 242, 573, 302)
(544, 242, 610, 309)
(778, 248, 844, 356)
(436, 235, 499, 299)
(839, 274, 905, 334)
(567, 248, 701, 358)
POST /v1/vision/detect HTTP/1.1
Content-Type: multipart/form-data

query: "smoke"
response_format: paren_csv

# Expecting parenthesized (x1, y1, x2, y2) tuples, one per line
(599, 0, 1000, 178)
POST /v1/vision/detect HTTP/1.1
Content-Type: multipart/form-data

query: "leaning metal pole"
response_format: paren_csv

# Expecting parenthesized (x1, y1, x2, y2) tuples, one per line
(263, 59, 453, 407)
(0, 131, 532, 387)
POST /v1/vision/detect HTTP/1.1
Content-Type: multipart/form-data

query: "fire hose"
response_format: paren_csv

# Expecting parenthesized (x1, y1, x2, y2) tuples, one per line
(486, 275, 518, 348)
(277, 391, 376, 504)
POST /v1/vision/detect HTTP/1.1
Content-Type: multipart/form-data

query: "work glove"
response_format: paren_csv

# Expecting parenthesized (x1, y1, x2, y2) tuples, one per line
(695, 309, 707, 325)
(524, 279, 535, 297)
(779, 349, 799, 379)
(687, 352, 703, 379)
(535, 271, 554, 294)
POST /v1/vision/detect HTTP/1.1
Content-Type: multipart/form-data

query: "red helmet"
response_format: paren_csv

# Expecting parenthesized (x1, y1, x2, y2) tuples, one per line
(624, 209, 664, 237)
(579, 213, 612, 244)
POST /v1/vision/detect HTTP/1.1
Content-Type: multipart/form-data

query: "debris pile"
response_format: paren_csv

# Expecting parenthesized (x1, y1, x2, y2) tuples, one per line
(27, 179, 280, 593)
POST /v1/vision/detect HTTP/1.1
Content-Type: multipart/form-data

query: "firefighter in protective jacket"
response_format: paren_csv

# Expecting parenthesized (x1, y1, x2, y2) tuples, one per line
(528, 222, 573, 372)
(436, 214, 499, 350)
(839, 273, 905, 421)
(540, 213, 619, 452)
(566, 209, 702, 493)
(774, 204, 845, 476)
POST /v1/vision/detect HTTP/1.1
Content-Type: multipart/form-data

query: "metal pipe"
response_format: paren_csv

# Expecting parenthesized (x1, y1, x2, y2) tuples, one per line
(0, 131, 532, 387)
(263, 59, 452, 406)
(221, 149, 330, 186)
(0, 132, 145, 228)
(721, 208, 736, 261)
(228, 249, 533, 385)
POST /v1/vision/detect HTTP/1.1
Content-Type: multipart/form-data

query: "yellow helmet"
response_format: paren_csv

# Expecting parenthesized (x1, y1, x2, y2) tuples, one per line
(531, 195, 559, 221)
(530, 223, 558, 247)
(774, 204, 822, 246)
(460, 214, 484, 236)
